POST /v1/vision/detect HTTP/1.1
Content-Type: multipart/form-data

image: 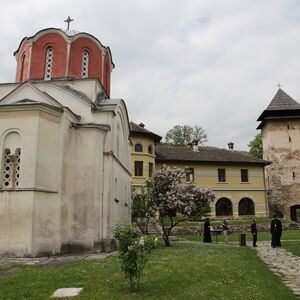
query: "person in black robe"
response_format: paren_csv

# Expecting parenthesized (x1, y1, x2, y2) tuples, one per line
(203, 218, 212, 243)
(251, 219, 257, 247)
(271, 215, 282, 248)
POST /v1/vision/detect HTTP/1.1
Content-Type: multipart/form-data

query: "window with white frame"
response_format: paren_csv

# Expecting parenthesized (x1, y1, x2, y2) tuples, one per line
(81, 50, 89, 78)
(44, 46, 53, 80)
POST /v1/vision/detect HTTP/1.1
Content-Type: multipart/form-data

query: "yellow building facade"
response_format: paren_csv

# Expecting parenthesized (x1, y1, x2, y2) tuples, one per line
(130, 123, 269, 217)
(130, 122, 161, 190)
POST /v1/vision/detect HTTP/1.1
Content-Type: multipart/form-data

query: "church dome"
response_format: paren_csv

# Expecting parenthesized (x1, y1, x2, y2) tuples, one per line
(14, 28, 114, 96)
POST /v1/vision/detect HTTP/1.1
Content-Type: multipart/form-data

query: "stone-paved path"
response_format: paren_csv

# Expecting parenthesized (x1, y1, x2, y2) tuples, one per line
(0, 252, 116, 278)
(255, 241, 300, 297)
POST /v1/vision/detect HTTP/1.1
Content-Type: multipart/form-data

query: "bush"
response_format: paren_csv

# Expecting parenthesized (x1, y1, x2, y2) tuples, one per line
(113, 221, 157, 291)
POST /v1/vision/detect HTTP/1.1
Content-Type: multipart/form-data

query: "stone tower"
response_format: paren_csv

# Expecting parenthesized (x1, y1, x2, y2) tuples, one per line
(257, 88, 300, 220)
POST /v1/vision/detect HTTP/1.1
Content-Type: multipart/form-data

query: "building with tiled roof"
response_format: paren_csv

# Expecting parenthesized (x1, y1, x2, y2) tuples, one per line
(257, 88, 300, 221)
(130, 123, 269, 218)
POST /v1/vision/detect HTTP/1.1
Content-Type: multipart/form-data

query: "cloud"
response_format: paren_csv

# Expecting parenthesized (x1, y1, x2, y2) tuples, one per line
(1, 0, 300, 150)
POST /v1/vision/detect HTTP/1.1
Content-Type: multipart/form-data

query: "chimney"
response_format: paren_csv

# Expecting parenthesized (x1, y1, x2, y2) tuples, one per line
(139, 123, 145, 128)
(228, 142, 234, 151)
(191, 139, 199, 152)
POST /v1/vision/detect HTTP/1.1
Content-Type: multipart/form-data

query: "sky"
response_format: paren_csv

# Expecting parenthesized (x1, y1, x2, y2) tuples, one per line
(1, 0, 300, 150)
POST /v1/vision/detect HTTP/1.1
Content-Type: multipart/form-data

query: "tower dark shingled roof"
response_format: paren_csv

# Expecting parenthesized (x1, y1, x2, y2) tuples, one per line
(266, 88, 300, 110)
(257, 89, 300, 129)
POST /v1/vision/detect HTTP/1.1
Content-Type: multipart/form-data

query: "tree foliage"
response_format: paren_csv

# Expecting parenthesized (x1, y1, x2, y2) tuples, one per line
(165, 125, 207, 146)
(131, 188, 156, 235)
(248, 133, 263, 159)
(146, 165, 215, 246)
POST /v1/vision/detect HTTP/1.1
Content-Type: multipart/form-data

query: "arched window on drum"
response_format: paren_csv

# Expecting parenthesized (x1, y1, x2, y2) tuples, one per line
(81, 50, 89, 78)
(44, 46, 53, 80)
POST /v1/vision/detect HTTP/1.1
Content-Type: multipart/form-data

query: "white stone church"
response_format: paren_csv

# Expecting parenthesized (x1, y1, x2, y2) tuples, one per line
(0, 27, 131, 257)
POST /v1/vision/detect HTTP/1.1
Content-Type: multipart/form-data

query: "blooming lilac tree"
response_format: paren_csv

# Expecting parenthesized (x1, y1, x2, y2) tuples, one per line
(146, 165, 215, 246)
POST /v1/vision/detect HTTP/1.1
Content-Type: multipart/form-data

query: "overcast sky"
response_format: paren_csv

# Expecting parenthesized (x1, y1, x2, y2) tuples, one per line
(1, 0, 300, 150)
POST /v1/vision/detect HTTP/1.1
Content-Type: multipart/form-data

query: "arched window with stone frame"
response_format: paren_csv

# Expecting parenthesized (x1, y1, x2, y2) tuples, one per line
(1, 132, 22, 189)
(44, 46, 53, 80)
(81, 50, 90, 78)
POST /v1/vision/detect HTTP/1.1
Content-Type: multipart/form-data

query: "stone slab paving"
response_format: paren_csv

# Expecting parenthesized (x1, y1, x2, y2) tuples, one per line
(51, 288, 83, 298)
(255, 241, 300, 297)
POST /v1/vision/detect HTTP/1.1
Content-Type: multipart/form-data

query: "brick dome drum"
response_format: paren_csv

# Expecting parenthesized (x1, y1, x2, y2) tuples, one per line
(14, 28, 114, 96)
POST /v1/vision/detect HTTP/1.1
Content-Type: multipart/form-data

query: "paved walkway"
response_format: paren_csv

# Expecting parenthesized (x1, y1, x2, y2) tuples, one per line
(255, 241, 300, 297)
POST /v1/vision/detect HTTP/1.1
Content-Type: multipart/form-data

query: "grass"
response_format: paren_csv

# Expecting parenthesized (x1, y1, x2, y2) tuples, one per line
(281, 241, 300, 257)
(173, 217, 291, 227)
(0, 240, 297, 299)
(179, 230, 300, 243)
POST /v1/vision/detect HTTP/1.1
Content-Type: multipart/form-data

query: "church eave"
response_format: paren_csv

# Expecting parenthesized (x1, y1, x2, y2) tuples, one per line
(71, 123, 110, 131)
(0, 102, 64, 114)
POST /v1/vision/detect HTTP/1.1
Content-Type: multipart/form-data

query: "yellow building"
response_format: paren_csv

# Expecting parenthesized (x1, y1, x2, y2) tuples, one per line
(130, 123, 269, 217)
(130, 122, 162, 190)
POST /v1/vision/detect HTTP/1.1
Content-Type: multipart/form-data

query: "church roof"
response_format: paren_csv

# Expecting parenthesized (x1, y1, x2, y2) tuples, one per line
(130, 122, 162, 143)
(155, 146, 269, 165)
(257, 89, 300, 129)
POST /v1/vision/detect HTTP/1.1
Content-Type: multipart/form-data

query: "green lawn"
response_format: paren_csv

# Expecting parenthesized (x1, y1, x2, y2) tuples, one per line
(0, 241, 297, 299)
(281, 241, 300, 257)
(173, 218, 291, 227)
(180, 230, 300, 243)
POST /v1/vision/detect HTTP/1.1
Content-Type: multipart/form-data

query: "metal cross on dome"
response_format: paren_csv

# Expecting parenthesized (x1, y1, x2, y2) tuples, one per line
(64, 16, 74, 30)
(277, 83, 282, 89)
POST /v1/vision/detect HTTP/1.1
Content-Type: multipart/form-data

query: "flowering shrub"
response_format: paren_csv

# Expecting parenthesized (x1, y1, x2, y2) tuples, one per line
(146, 165, 215, 246)
(113, 221, 157, 291)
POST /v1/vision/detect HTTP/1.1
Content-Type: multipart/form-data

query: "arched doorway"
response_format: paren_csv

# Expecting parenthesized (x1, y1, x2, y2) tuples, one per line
(290, 205, 300, 222)
(238, 198, 255, 215)
(215, 198, 233, 216)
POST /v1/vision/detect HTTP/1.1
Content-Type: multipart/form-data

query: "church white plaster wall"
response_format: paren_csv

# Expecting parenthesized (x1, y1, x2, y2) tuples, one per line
(0, 191, 34, 257)
(0, 77, 131, 256)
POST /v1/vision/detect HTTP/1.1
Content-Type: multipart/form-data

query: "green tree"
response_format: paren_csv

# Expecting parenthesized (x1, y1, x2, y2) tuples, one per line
(248, 133, 263, 159)
(131, 188, 156, 235)
(165, 125, 207, 146)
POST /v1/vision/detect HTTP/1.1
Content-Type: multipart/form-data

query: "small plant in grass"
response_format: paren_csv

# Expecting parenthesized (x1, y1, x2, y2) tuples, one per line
(113, 221, 157, 292)
(146, 165, 215, 246)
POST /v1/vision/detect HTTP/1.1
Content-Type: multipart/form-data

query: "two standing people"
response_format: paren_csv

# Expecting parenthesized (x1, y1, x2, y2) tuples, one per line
(203, 218, 229, 243)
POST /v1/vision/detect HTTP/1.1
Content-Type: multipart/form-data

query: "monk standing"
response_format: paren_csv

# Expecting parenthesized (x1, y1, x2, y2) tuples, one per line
(271, 215, 282, 248)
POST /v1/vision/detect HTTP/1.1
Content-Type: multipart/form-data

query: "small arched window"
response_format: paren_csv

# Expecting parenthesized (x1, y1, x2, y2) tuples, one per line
(1, 132, 22, 189)
(81, 50, 89, 78)
(44, 46, 53, 80)
(148, 145, 153, 154)
(135, 144, 143, 152)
